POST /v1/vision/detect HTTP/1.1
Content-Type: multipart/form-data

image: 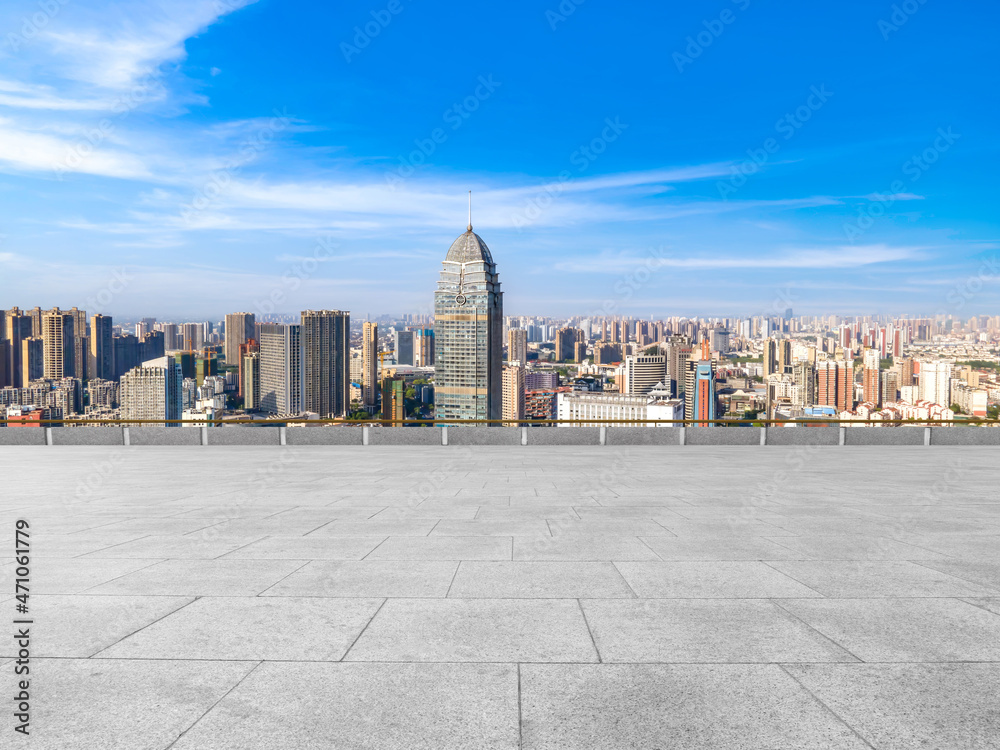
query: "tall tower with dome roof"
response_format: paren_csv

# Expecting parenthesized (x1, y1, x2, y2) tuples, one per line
(433, 194, 503, 422)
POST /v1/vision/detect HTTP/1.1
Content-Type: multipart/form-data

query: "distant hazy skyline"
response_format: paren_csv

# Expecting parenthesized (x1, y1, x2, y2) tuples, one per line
(0, 0, 997, 318)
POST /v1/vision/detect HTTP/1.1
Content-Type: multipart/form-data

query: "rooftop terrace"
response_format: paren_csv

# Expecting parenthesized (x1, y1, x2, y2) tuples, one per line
(2, 444, 999, 748)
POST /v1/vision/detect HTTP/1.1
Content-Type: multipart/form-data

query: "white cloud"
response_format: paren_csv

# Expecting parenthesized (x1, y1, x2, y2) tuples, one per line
(553, 244, 924, 273)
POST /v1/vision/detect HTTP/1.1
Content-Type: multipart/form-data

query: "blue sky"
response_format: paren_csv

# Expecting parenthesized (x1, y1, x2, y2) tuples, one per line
(0, 0, 997, 320)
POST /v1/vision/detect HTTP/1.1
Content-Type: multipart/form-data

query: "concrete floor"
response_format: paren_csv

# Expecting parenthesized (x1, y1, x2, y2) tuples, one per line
(1, 445, 999, 749)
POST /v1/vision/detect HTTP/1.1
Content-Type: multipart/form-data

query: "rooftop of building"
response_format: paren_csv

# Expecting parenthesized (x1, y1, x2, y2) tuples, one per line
(444, 227, 494, 265)
(3, 442, 998, 746)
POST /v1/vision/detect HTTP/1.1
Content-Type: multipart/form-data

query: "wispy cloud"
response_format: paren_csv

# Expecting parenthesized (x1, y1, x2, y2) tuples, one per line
(554, 244, 925, 273)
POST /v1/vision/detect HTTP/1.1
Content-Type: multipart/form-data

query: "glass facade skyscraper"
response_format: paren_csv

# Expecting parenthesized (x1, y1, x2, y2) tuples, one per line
(434, 219, 503, 422)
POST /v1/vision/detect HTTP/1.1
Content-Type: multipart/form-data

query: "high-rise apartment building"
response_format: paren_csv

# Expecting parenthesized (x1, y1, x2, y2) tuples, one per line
(20, 338, 44, 386)
(414, 328, 435, 367)
(791, 362, 816, 407)
(181, 323, 203, 352)
(433, 213, 503, 422)
(670, 345, 693, 399)
(89, 314, 114, 381)
(777, 339, 792, 374)
(764, 338, 778, 377)
(113, 335, 140, 380)
(862, 348, 881, 406)
(881, 370, 900, 405)
(554, 328, 580, 362)
(28, 307, 42, 338)
(301, 310, 350, 418)
(394, 329, 415, 366)
(259, 323, 302, 415)
(574, 340, 588, 363)
(619, 355, 667, 395)
(119, 356, 182, 425)
(898, 356, 915, 388)
(684, 360, 717, 425)
(817, 360, 852, 412)
(5, 308, 33, 388)
(224, 312, 256, 368)
(507, 328, 527, 366)
(918, 360, 953, 407)
(42, 309, 75, 380)
(160, 323, 180, 350)
(238, 339, 259, 400)
(362, 321, 378, 410)
(69, 307, 88, 382)
(593, 342, 621, 366)
(242, 351, 261, 410)
(502, 364, 525, 426)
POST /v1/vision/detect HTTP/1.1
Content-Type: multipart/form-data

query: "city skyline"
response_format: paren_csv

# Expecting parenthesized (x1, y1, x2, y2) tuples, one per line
(1, 0, 998, 317)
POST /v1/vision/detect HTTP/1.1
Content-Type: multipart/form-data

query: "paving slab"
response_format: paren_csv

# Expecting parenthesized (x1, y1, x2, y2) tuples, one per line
(513, 535, 661, 561)
(99, 596, 383, 660)
(1, 594, 192, 657)
(172, 662, 519, 750)
(767, 560, 998, 597)
(638, 536, 806, 561)
(430, 519, 551, 536)
(220, 535, 387, 560)
(0, 557, 163, 594)
(786, 663, 1000, 750)
(521, 663, 870, 749)
(345, 598, 599, 662)
(778, 597, 1000, 661)
(262, 560, 458, 597)
(765, 535, 949, 560)
(365, 536, 512, 560)
(581, 599, 857, 663)
(78, 534, 264, 559)
(548, 519, 675, 536)
(448, 561, 635, 598)
(86, 559, 307, 596)
(614, 561, 821, 598)
(306, 519, 438, 536)
(30, 659, 256, 750)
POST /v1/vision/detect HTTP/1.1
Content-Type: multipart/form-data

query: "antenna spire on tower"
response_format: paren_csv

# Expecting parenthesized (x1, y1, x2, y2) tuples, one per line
(468, 190, 472, 231)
